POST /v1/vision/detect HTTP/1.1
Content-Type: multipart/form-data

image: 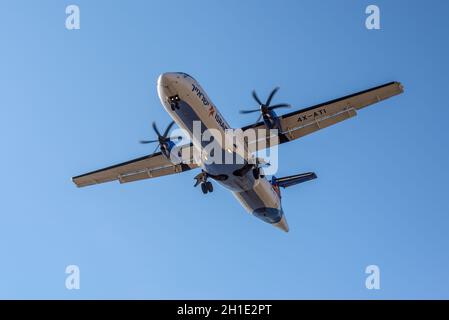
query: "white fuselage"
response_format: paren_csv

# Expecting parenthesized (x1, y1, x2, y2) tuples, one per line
(157, 72, 288, 232)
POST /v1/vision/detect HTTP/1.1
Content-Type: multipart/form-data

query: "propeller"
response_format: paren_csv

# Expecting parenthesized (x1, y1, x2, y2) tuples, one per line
(239, 87, 291, 124)
(140, 121, 181, 153)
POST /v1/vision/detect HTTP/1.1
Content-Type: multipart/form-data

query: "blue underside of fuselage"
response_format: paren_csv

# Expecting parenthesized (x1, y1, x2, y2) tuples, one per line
(173, 100, 283, 225)
(173, 100, 245, 177)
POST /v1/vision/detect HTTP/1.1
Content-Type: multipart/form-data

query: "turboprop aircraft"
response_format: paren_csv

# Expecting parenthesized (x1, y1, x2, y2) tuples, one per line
(72, 72, 403, 232)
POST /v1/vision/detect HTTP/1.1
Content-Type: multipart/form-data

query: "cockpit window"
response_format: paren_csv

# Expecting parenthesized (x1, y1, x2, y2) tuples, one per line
(178, 72, 193, 79)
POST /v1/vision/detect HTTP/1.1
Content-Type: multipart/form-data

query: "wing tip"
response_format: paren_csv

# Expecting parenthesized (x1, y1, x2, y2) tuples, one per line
(71, 176, 94, 188)
(396, 81, 405, 93)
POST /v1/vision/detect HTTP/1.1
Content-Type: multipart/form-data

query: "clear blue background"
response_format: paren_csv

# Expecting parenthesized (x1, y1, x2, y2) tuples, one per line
(1, 0, 448, 299)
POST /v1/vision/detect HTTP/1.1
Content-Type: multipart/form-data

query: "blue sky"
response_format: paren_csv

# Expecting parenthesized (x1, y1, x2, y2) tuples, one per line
(1, 0, 449, 299)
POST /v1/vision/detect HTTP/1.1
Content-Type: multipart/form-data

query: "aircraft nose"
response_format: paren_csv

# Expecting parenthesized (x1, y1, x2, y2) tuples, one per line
(157, 72, 180, 87)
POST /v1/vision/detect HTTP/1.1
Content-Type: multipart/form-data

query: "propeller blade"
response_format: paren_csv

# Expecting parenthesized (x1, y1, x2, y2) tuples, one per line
(252, 90, 263, 106)
(242, 87, 290, 129)
(268, 103, 291, 111)
(151, 144, 160, 155)
(251, 113, 264, 127)
(163, 121, 175, 138)
(152, 121, 162, 137)
(139, 139, 159, 144)
(239, 109, 261, 114)
(265, 87, 280, 106)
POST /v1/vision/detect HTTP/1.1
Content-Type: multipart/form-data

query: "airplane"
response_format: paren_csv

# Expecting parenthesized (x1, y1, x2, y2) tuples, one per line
(72, 73, 404, 232)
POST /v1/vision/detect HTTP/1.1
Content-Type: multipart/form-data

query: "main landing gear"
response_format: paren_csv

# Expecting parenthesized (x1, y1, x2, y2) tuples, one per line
(233, 162, 267, 180)
(252, 158, 269, 180)
(201, 181, 214, 194)
(194, 171, 214, 194)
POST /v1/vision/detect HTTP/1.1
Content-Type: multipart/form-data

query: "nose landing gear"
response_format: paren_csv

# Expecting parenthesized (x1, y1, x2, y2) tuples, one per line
(169, 95, 180, 111)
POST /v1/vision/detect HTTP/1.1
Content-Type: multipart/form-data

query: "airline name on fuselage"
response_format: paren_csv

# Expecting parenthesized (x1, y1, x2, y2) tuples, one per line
(191, 83, 210, 106)
(215, 112, 228, 130)
(191, 83, 228, 131)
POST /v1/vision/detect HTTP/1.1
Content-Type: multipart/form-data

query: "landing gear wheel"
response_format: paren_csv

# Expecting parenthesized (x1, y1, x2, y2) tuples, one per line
(170, 102, 178, 111)
(206, 181, 213, 193)
(252, 167, 260, 179)
(201, 183, 208, 194)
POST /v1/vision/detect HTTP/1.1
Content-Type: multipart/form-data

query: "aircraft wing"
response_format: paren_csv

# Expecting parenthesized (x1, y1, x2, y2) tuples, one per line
(243, 81, 404, 152)
(72, 143, 199, 187)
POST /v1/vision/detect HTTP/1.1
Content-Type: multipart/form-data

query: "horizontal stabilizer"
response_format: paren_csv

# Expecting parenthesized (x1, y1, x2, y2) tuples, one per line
(274, 172, 317, 188)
